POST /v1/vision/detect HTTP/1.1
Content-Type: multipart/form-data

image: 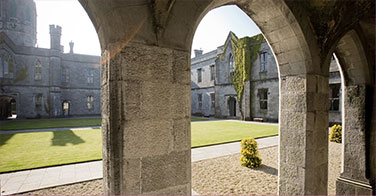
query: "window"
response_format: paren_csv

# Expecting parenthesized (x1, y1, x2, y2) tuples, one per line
(258, 89, 268, 110)
(329, 84, 340, 111)
(3, 56, 8, 75)
(87, 96, 94, 109)
(197, 68, 202, 83)
(197, 94, 202, 110)
(2, 53, 14, 78)
(229, 54, 234, 76)
(87, 69, 94, 84)
(10, 0, 17, 19)
(35, 60, 42, 80)
(35, 94, 42, 109)
(260, 52, 268, 72)
(62, 68, 69, 83)
(210, 65, 215, 81)
(210, 93, 215, 109)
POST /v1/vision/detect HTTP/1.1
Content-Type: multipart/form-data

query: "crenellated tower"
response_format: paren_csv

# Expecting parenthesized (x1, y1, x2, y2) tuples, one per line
(0, 0, 37, 47)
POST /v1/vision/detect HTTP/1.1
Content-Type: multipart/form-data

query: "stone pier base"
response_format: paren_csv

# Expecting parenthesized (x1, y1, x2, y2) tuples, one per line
(336, 177, 373, 195)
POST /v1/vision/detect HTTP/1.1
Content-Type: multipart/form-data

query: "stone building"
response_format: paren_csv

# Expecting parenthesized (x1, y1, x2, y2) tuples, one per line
(192, 32, 342, 124)
(0, 0, 101, 119)
(80, 1, 375, 195)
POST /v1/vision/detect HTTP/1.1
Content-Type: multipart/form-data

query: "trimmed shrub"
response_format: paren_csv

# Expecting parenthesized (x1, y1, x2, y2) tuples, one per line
(240, 137, 262, 168)
(329, 124, 342, 143)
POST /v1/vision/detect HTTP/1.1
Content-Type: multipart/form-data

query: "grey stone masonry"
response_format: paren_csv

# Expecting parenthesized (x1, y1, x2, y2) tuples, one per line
(336, 84, 373, 195)
(101, 43, 191, 195)
(279, 74, 329, 195)
(0, 0, 101, 119)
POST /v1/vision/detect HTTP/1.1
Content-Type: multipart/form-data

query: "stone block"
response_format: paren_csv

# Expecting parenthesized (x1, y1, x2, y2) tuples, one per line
(101, 50, 109, 86)
(108, 51, 123, 81)
(141, 150, 190, 193)
(279, 162, 299, 181)
(121, 44, 172, 82)
(170, 84, 190, 119)
(101, 83, 109, 118)
(171, 50, 190, 85)
(314, 111, 329, 133)
(280, 93, 307, 112)
(286, 111, 306, 130)
(313, 93, 329, 112)
(304, 163, 328, 195)
(122, 80, 141, 121)
(140, 81, 174, 120)
(281, 76, 306, 93)
(123, 119, 173, 158)
(336, 177, 373, 195)
(286, 147, 305, 167)
(122, 158, 141, 195)
(172, 118, 190, 151)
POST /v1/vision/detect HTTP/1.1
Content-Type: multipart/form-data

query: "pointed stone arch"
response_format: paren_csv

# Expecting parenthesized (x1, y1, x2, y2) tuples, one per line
(333, 29, 374, 195)
(78, 0, 374, 195)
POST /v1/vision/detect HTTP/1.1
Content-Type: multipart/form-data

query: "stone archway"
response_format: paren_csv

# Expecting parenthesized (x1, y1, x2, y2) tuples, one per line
(334, 29, 374, 195)
(78, 0, 374, 195)
(0, 96, 16, 119)
(227, 96, 236, 117)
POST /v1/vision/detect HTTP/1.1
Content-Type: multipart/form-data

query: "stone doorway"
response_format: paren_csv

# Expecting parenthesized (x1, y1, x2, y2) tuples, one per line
(0, 96, 16, 119)
(62, 101, 70, 117)
(228, 97, 236, 117)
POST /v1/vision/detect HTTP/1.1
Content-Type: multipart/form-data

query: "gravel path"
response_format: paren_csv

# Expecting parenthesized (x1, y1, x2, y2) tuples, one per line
(22, 142, 341, 195)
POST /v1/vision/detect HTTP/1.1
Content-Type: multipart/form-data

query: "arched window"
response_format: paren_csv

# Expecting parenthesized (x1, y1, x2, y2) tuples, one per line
(9, 0, 17, 18)
(35, 60, 42, 80)
(229, 53, 235, 76)
(3, 55, 9, 75)
(2, 53, 14, 78)
(87, 95, 94, 109)
(8, 55, 13, 78)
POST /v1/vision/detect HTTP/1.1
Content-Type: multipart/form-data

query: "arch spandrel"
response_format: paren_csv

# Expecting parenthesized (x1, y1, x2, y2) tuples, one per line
(335, 30, 372, 86)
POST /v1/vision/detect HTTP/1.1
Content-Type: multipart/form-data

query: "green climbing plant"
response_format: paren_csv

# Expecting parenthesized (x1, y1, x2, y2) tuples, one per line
(222, 33, 265, 119)
(14, 66, 28, 83)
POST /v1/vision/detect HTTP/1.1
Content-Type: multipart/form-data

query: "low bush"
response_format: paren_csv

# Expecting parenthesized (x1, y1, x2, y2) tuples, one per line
(240, 137, 262, 168)
(329, 124, 342, 143)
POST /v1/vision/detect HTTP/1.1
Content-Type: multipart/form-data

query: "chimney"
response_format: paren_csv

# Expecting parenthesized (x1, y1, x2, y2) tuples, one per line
(49, 25, 62, 50)
(69, 41, 74, 54)
(194, 49, 203, 57)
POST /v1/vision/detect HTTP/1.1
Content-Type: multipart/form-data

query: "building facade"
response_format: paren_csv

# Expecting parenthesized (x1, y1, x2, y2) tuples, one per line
(0, 0, 101, 119)
(191, 32, 342, 124)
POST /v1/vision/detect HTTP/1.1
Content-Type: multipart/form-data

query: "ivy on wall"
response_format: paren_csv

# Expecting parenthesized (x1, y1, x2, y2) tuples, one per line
(14, 66, 28, 83)
(222, 33, 264, 119)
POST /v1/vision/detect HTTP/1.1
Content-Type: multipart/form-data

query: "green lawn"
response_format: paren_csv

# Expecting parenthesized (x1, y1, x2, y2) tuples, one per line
(0, 129, 102, 173)
(0, 118, 102, 131)
(191, 117, 209, 121)
(1, 117, 207, 130)
(191, 121, 278, 147)
(0, 121, 278, 172)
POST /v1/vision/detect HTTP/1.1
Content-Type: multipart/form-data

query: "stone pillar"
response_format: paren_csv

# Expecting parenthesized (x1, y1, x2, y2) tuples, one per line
(336, 84, 373, 195)
(279, 74, 329, 195)
(101, 43, 191, 195)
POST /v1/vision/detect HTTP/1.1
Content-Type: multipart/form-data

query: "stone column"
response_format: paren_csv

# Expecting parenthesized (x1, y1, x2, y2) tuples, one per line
(101, 43, 191, 195)
(336, 84, 373, 195)
(278, 74, 329, 195)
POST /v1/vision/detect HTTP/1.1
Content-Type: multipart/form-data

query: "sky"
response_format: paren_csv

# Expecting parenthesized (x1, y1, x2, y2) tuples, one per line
(34, 1, 261, 57)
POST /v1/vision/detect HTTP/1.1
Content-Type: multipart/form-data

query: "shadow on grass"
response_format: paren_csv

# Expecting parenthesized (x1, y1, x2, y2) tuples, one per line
(253, 164, 278, 176)
(0, 134, 14, 147)
(51, 130, 85, 146)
